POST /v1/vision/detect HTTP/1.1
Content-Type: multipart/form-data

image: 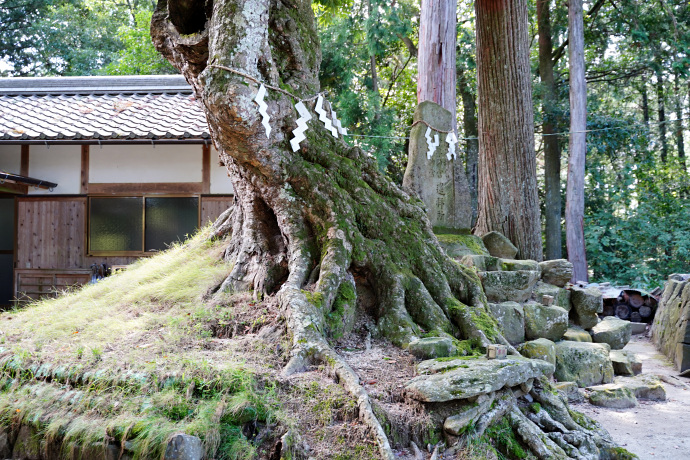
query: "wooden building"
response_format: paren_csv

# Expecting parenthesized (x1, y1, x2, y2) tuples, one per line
(0, 75, 234, 306)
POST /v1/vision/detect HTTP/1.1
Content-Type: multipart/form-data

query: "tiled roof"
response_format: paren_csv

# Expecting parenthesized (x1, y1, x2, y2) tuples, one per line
(0, 76, 210, 142)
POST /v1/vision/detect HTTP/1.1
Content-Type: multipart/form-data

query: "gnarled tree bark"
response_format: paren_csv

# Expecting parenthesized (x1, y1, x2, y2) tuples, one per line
(151, 0, 507, 457)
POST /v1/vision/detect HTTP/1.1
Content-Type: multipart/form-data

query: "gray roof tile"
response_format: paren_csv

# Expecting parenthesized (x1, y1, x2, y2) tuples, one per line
(0, 79, 209, 141)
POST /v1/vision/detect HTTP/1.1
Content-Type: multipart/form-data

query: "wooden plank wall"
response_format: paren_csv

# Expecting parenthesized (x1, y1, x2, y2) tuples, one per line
(16, 198, 86, 269)
(201, 196, 234, 226)
(15, 197, 141, 270)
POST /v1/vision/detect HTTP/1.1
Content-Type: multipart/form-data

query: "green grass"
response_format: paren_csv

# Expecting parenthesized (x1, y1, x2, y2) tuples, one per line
(0, 227, 282, 458)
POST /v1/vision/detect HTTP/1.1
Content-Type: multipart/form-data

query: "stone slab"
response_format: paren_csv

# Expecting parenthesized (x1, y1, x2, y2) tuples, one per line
(482, 231, 518, 259)
(479, 270, 540, 303)
(403, 101, 472, 229)
(630, 322, 647, 335)
(591, 316, 632, 350)
(652, 275, 690, 373)
(407, 356, 554, 402)
(408, 337, 457, 359)
(523, 303, 568, 341)
(563, 326, 592, 343)
(533, 281, 571, 311)
(609, 350, 642, 376)
(488, 301, 525, 345)
(554, 341, 614, 388)
(518, 338, 556, 367)
(539, 259, 573, 287)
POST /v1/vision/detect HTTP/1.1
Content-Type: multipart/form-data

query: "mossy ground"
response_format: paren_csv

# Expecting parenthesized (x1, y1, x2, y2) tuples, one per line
(0, 228, 375, 459)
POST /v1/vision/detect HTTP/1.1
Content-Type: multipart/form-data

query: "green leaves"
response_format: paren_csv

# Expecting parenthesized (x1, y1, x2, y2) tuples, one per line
(102, 10, 175, 76)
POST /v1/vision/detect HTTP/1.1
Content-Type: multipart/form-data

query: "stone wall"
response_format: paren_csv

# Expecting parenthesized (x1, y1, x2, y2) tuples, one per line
(651, 274, 690, 374)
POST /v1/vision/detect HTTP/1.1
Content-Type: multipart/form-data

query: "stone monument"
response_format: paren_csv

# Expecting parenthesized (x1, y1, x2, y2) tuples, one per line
(403, 101, 472, 230)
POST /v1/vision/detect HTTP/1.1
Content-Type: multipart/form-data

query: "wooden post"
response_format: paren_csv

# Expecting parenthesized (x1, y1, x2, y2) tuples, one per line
(80, 145, 89, 194)
(20, 145, 29, 177)
(202, 144, 211, 194)
(566, 0, 588, 282)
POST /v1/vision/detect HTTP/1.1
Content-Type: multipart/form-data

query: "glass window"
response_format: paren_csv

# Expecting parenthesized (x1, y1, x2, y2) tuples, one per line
(145, 197, 199, 251)
(89, 197, 143, 252)
(89, 196, 199, 254)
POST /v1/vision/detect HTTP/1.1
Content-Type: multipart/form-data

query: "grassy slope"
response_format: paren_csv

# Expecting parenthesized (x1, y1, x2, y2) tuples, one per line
(0, 228, 377, 460)
(0, 229, 276, 459)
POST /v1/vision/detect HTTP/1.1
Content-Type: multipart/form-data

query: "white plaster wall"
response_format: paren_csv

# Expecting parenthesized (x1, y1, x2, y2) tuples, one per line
(28, 144, 81, 195)
(0, 145, 21, 175)
(90, 144, 202, 183)
(210, 147, 234, 194)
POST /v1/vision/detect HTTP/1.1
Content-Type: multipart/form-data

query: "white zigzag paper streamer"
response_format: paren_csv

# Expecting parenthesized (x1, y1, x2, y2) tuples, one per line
(290, 101, 312, 152)
(315, 95, 338, 138)
(331, 109, 347, 136)
(254, 84, 271, 138)
(446, 132, 458, 160)
(425, 127, 439, 159)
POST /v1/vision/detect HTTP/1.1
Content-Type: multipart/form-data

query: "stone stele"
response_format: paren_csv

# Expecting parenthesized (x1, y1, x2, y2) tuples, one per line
(403, 100, 472, 230)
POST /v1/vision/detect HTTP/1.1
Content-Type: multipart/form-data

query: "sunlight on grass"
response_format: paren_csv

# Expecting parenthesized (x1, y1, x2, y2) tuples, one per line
(0, 227, 286, 459)
(0, 226, 230, 369)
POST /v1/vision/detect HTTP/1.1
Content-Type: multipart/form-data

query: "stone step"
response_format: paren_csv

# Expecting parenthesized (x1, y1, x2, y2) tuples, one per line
(405, 355, 554, 402)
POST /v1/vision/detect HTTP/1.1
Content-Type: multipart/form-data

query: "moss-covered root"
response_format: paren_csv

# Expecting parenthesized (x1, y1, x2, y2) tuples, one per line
(509, 407, 569, 460)
(471, 390, 516, 437)
(278, 285, 394, 460)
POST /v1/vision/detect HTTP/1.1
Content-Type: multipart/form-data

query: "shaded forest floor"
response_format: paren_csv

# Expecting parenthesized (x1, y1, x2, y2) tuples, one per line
(573, 335, 690, 460)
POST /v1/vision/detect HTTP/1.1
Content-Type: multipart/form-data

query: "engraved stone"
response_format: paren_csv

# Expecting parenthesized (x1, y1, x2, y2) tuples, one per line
(403, 101, 472, 230)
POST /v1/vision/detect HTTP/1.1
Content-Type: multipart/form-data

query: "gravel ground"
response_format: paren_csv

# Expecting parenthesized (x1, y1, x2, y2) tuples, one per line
(573, 334, 690, 460)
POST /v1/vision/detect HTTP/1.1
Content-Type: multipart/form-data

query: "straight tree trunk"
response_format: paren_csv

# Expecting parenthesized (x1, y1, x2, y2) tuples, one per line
(418, 0, 458, 131)
(458, 70, 478, 225)
(474, 0, 543, 261)
(657, 70, 668, 163)
(537, 0, 562, 260)
(675, 74, 685, 168)
(566, 0, 588, 282)
(367, 0, 379, 93)
(642, 84, 650, 127)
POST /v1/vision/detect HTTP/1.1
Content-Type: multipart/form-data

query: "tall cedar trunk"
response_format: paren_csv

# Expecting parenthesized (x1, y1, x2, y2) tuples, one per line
(657, 70, 668, 163)
(642, 84, 650, 127)
(474, 0, 543, 261)
(675, 74, 685, 167)
(537, 0, 562, 260)
(418, 0, 458, 131)
(458, 70, 478, 224)
(151, 0, 507, 457)
(367, 0, 379, 93)
(565, 0, 588, 282)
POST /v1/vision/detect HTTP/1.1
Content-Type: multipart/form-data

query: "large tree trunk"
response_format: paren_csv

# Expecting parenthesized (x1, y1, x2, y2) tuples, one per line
(657, 69, 668, 163)
(458, 69, 478, 225)
(151, 0, 504, 457)
(537, 0, 562, 261)
(675, 73, 685, 168)
(418, 0, 458, 131)
(642, 84, 650, 127)
(565, 0, 588, 283)
(474, 0, 543, 261)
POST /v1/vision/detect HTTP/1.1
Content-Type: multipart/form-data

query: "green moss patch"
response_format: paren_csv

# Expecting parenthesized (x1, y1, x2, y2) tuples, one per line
(483, 418, 529, 459)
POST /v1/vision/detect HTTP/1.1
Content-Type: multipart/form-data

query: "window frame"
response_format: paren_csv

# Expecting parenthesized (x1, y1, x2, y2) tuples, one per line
(86, 194, 201, 257)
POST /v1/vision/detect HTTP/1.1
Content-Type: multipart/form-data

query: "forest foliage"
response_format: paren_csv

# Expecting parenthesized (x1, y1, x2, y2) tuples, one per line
(2, 0, 689, 288)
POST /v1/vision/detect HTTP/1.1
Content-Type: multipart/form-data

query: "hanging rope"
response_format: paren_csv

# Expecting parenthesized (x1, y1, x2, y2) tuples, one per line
(208, 64, 323, 102)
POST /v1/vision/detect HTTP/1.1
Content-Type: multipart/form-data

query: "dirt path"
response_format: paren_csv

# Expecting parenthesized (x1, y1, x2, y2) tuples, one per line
(572, 335, 690, 460)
